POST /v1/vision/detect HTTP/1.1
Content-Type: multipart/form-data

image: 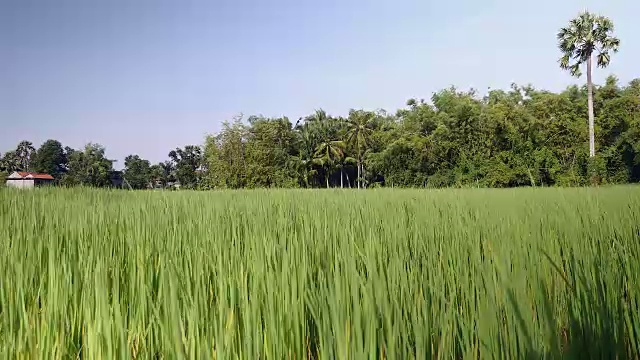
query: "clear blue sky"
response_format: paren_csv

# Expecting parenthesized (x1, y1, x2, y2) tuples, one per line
(1, 0, 638, 166)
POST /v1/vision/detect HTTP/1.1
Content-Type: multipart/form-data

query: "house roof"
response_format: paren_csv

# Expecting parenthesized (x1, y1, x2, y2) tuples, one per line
(8, 172, 55, 180)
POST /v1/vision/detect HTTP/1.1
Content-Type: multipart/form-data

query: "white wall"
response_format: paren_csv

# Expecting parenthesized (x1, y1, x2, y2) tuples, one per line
(6, 180, 35, 189)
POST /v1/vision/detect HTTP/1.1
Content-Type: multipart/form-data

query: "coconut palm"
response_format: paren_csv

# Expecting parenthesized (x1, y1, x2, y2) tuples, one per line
(336, 155, 356, 188)
(293, 119, 320, 188)
(313, 140, 345, 189)
(288, 155, 317, 188)
(345, 110, 374, 188)
(558, 12, 620, 157)
(297, 109, 345, 188)
(309, 109, 328, 122)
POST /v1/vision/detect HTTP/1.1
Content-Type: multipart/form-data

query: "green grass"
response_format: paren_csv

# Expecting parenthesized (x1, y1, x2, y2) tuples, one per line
(0, 186, 639, 359)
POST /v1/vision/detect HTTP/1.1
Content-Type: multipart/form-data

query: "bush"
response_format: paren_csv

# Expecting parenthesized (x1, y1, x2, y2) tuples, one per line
(588, 155, 607, 185)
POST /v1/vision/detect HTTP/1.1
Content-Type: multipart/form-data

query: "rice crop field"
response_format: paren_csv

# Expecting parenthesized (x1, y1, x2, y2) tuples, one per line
(0, 186, 639, 359)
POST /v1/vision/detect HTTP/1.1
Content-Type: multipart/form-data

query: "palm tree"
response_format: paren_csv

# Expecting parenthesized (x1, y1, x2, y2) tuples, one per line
(558, 12, 620, 157)
(297, 109, 345, 188)
(306, 109, 329, 124)
(313, 140, 345, 189)
(293, 117, 320, 187)
(16, 140, 36, 171)
(345, 110, 374, 188)
(336, 155, 356, 188)
(288, 155, 317, 188)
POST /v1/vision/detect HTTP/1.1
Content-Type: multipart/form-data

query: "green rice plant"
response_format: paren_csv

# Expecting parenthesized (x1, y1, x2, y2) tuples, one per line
(0, 186, 638, 359)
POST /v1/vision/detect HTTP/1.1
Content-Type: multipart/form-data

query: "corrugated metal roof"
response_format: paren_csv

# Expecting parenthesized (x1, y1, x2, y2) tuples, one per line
(9, 172, 55, 180)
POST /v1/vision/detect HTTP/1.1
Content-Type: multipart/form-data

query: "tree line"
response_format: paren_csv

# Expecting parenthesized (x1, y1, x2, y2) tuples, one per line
(1, 12, 637, 189)
(1, 76, 639, 189)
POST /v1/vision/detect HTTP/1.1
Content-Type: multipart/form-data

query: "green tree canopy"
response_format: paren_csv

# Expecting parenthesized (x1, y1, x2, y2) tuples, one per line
(0, 150, 20, 173)
(4, 78, 639, 189)
(169, 145, 203, 189)
(63, 143, 114, 187)
(31, 139, 67, 179)
(124, 155, 152, 189)
(15, 141, 36, 171)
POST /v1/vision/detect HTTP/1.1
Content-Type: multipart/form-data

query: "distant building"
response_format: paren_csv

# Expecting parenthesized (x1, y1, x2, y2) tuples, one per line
(6, 172, 54, 189)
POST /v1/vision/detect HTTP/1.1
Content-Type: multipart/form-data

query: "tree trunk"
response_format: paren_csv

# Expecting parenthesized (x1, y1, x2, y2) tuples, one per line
(346, 172, 351, 188)
(326, 169, 329, 189)
(340, 168, 344, 188)
(587, 55, 595, 157)
(357, 161, 361, 189)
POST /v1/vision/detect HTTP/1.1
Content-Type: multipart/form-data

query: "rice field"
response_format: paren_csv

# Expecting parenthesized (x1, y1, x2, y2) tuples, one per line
(0, 186, 639, 359)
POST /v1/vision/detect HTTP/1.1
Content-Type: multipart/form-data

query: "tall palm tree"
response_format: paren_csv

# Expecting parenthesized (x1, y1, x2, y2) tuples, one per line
(345, 110, 374, 188)
(313, 140, 345, 189)
(16, 141, 35, 171)
(304, 109, 330, 126)
(558, 12, 620, 157)
(291, 122, 318, 188)
(336, 155, 356, 188)
(299, 109, 345, 188)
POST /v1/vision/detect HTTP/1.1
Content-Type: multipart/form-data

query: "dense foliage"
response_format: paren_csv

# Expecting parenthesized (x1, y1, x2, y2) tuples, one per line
(1, 187, 639, 357)
(2, 77, 639, 188)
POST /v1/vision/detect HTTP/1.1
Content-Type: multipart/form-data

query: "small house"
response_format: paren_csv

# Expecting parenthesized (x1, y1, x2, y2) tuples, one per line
(6, 172, 54, 189)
